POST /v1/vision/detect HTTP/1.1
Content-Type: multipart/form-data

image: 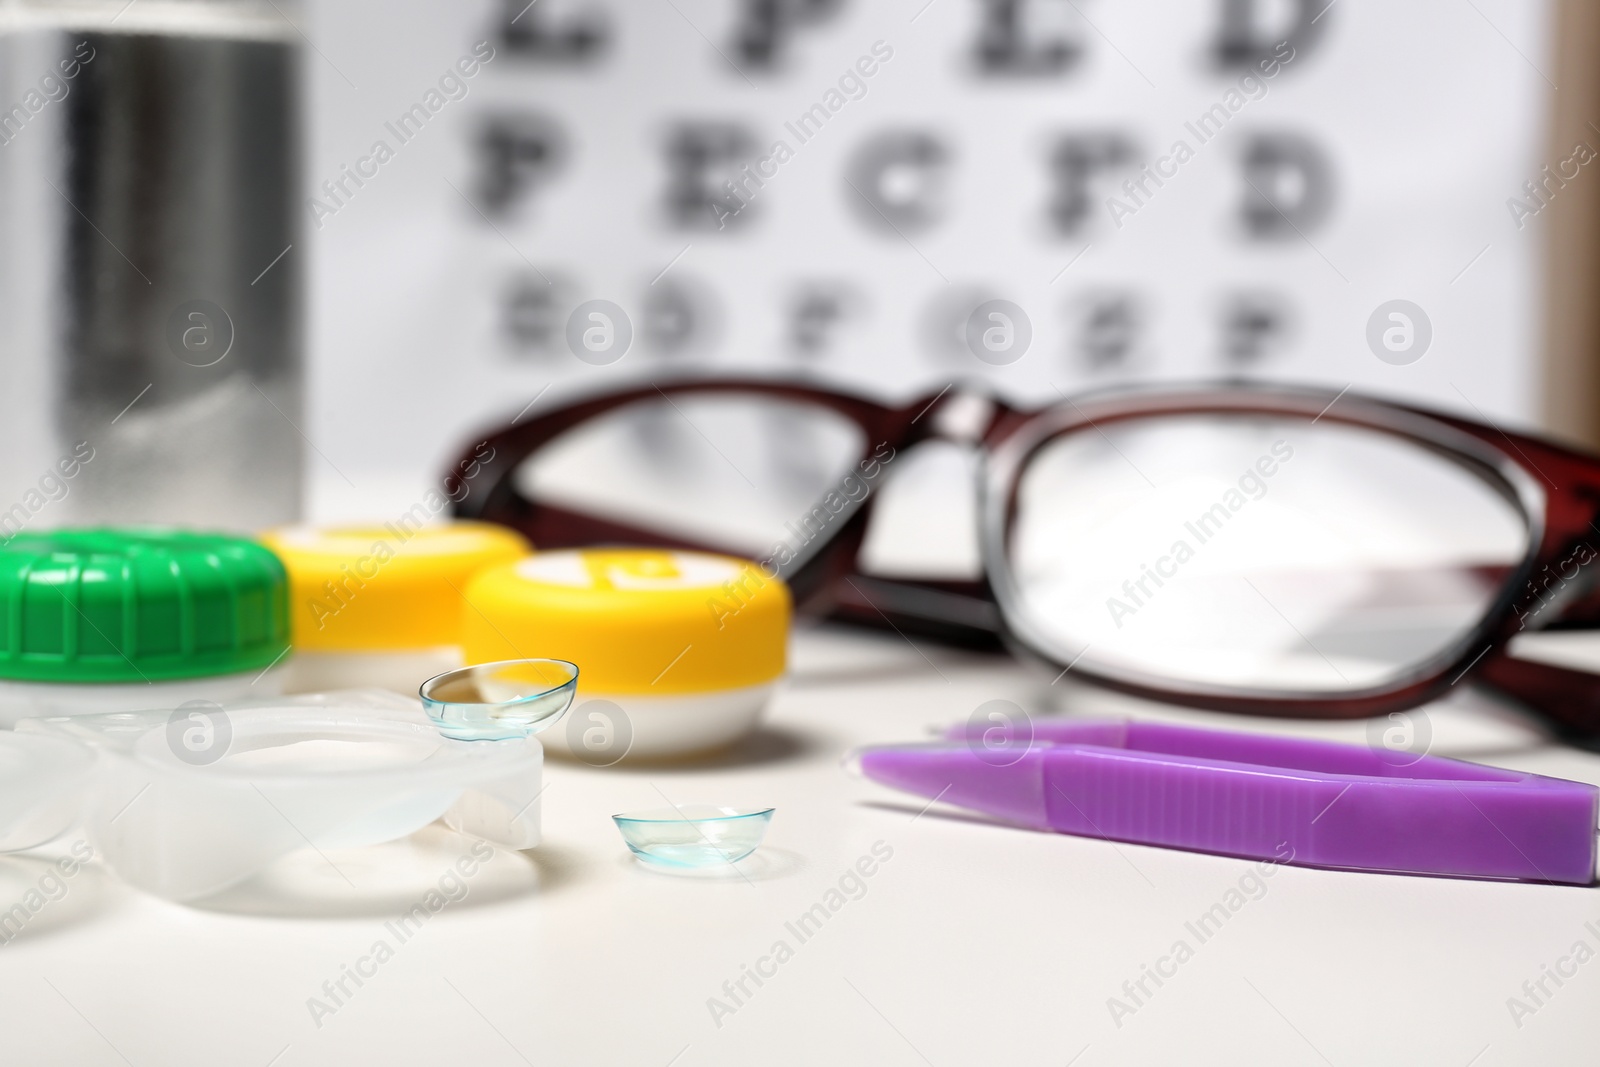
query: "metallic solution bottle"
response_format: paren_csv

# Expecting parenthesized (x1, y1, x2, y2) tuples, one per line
(0, 0, 302, 532)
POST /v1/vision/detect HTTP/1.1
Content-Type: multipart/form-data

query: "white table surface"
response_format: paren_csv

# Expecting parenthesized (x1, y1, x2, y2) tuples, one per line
(2, 623, 1598, 1067)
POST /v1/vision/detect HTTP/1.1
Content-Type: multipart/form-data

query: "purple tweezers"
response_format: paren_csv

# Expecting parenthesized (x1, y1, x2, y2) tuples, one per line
(853, 720, 1599, 885)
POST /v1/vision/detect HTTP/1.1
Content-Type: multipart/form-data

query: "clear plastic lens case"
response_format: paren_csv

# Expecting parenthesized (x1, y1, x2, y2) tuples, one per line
(16, 691, 544, 902)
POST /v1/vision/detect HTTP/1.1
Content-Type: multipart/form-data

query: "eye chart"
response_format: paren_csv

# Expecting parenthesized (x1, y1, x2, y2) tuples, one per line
(304, 0, 1553, 503)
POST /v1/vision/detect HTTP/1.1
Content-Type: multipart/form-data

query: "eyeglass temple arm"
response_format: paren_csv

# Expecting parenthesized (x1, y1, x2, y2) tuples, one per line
(1475, 655, 1600, 741)
(1477, 496, 1600, 739)
(1411, 409, 1600, 622)
(1423, 413, 1600, 736)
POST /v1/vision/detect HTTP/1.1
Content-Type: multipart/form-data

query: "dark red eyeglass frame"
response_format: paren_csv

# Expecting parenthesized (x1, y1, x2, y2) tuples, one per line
(448, 376, 1600, 739)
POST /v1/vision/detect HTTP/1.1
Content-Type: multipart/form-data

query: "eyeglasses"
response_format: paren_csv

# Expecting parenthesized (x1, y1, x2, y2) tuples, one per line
(449, 377, 1600, 738)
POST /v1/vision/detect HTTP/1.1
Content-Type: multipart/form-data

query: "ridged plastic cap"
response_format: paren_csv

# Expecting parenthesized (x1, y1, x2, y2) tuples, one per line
(461, 549, 790, 695)
(259, 522, 531, 652)
(0, 528, 289, 683)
